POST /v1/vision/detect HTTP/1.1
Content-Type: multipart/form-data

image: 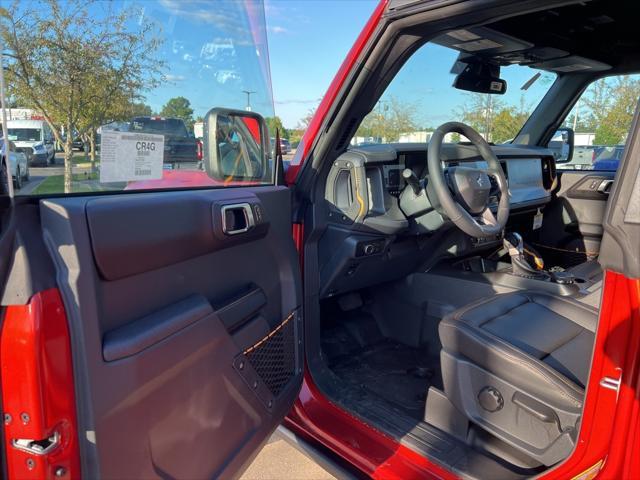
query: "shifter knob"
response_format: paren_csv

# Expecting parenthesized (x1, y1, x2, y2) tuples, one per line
(402, 168, 421, 195)
(503, 232, 524, 257)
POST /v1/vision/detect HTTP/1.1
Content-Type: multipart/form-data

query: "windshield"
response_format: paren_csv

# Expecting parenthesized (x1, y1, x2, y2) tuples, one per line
(1, 0, 274, 195)
(7, 128, 41, 142)
(353, 42, 556, 146)
(131, 118, 190, 137)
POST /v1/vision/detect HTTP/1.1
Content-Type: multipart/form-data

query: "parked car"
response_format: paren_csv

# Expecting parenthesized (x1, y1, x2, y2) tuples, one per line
(564, 144, 598, 169)
(269, 136, 292, 155)
(0, 138, 29, 189)
(129, 116, 202, 167)
(280, 138, 291, 154)
(72, 137, 86, 151)
(6, 119, 56, 165)
(592, 144, 625, 170)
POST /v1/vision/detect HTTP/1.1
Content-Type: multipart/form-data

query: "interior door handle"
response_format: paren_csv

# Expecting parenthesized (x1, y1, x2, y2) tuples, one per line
(221, 203, 255, 235)
(597, 179, 613, 194)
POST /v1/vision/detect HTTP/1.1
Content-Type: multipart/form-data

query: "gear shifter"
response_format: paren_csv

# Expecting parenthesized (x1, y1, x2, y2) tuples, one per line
(503, 232, 524, 257)
(503, 232, 548, 280)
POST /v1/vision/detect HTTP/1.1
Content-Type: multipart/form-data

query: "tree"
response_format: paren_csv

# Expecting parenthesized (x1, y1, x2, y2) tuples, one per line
(491, 108, 528, 144)
(356, 96, 418, 142)
(1, 0, 163, 192)
(264, 116, 288, 139)
(578, 79, 611, 132)
(594, 76, 640, 145)
(296, 108, 316, 130)
(129, 102, 154, 117)
(456, 93, 531, 143)
(160, 97, 194, 130)
(458, 93, 505, 142)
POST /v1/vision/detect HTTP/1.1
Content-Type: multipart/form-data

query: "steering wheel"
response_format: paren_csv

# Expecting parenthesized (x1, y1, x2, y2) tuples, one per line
(427, 122, 510, 238)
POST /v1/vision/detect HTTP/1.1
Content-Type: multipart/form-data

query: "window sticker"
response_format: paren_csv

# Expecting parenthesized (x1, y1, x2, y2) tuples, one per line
(100, 131, 164, 183)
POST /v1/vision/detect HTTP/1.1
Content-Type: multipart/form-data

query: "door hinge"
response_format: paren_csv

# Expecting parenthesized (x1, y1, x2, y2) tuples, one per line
(11, 430, 60, 456)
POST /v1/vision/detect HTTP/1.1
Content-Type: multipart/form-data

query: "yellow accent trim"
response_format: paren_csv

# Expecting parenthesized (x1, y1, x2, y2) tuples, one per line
(353, 172, 366, 219)
(524, 247, 545, 270)
(243, 312, 295, 355)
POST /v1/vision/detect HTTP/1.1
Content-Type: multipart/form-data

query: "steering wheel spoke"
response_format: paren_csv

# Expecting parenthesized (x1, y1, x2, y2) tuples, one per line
(480, 206, 498, 226)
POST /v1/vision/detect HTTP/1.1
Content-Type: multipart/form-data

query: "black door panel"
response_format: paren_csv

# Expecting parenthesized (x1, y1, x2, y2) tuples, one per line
(40, 186, 302, 479)
(537, 171, 614, 266)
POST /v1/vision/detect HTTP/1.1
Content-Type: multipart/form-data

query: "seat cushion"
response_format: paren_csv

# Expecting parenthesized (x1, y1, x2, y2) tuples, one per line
(439, 291, 598, 409)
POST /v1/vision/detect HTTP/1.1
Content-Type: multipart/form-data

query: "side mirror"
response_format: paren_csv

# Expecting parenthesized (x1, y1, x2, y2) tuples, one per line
(547, 127, 574, 163)
(204, 107, 270, 181)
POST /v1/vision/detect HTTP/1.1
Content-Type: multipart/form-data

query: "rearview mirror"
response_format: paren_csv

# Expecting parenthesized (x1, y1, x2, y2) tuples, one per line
(453, 62, 507, 95)
(204, 107, 270, 181)
(547, 127, 574, 163)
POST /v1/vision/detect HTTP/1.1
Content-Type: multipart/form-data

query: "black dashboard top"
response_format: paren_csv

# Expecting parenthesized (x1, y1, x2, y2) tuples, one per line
(348, 142, 555, 164)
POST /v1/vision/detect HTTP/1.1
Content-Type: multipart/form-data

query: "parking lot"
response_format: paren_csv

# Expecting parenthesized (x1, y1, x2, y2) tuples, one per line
(14, 151, 296, 195)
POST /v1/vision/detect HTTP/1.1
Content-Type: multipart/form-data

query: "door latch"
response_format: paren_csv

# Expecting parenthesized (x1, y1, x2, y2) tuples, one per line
(600, 370, 622, 399)
(11, 430, 60, 455)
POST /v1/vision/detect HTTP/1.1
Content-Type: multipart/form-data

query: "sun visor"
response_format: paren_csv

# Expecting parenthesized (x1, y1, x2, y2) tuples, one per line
(435, 27, 533, 55)
(531, 56, 611, 73)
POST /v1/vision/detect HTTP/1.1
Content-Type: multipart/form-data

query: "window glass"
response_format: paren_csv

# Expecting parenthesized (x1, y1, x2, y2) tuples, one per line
(557, 74, 640, 171)
(0, 0, 275, 195)
(352, 42, 556, 146)
(7, 128, 41, 142)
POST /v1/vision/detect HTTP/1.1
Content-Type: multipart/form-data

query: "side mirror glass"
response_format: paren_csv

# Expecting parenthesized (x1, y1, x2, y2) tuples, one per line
(548, 127, 575, 163)
(204, 107, 269, 181)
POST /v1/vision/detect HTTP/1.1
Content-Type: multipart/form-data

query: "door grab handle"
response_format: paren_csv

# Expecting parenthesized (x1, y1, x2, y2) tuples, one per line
(597, 179, 613, 194)
(221, 203, 255, 235)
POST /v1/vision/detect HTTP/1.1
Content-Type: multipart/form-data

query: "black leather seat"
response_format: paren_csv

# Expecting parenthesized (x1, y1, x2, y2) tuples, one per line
(438, 290, 598, 466)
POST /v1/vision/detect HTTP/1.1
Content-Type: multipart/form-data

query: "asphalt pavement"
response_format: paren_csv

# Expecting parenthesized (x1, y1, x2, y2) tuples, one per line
(241, 434, 337, 480)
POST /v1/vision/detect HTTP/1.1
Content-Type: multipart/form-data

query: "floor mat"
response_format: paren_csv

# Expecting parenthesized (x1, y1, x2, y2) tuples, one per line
(329, 340, 442, 419)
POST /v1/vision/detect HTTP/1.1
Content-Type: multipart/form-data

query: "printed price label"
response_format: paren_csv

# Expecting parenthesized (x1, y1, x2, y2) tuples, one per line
(533, 208, 544, 230)
(100, 131, 164, 183)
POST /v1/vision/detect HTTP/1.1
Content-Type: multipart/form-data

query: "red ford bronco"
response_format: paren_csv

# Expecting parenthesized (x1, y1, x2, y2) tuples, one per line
(0, 1, 639, 479)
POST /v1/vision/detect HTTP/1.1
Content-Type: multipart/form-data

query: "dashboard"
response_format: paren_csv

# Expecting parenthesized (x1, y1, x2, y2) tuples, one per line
(319, 142, 557, 298)
(325, 142, 556, 235)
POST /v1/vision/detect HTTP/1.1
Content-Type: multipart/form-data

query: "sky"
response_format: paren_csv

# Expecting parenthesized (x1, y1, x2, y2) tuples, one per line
(29, 0, 553, 131)
(263, 0, 554, 129)
(264, 0, 378, 128)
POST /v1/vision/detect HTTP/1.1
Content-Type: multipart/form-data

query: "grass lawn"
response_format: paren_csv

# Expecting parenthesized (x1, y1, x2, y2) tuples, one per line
(70, 152, 100, 169)
(32, 172, 124, 195)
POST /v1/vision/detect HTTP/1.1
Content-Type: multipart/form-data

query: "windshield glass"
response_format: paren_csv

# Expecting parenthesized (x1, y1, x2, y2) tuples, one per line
(1, 0, 274, 195)
(353, 42, 556, 146)
(7, 128, 41, 142)
(130, 118, 190, 137)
